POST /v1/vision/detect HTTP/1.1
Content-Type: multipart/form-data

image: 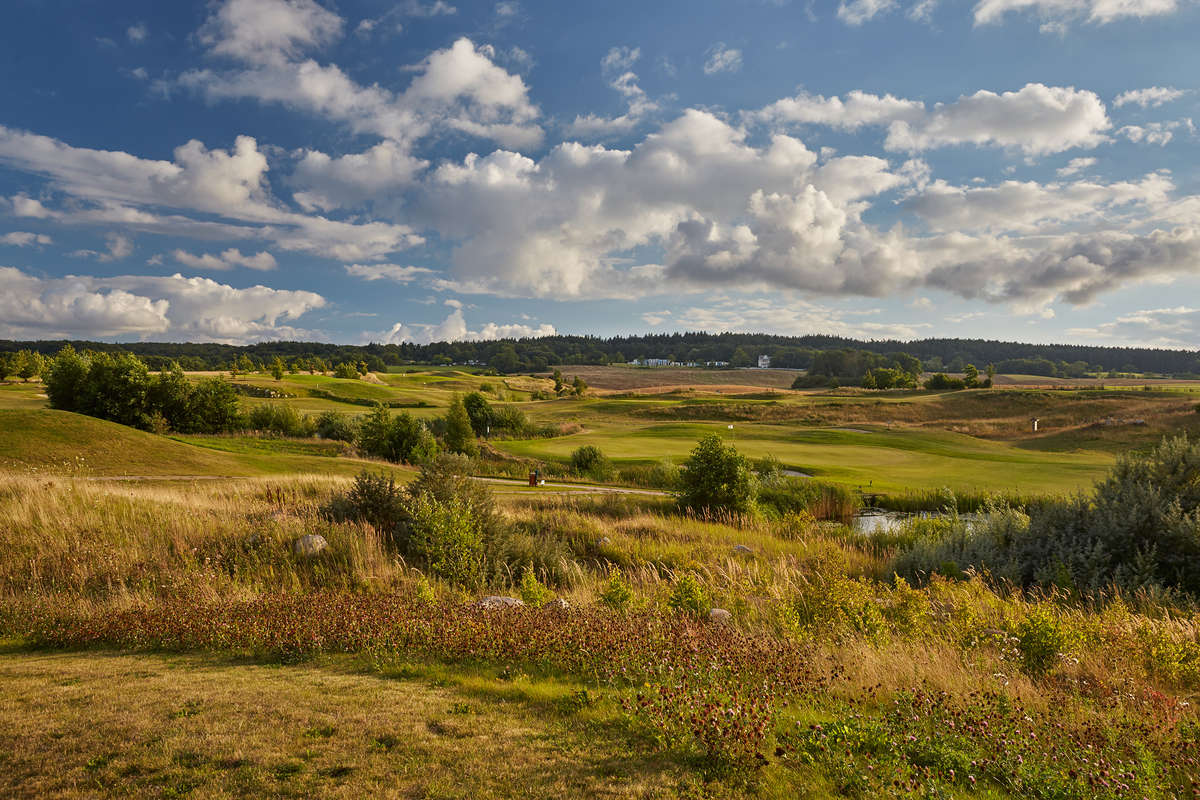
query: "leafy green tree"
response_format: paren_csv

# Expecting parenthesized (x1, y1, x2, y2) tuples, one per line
(923, 373, 966, 391)
(552, 369, 565, 395)
(185, 377, 243, 433)
(730, 347, 753, 368)
(80, 351, 152, 428)
(333, 362, 360, 379)
(270, 357, 285, 381)
(572, 375, 588, 396)
(443, 394, 478, 456)
(891, 352, 922, 378)
(677, 433, 757, 514)
(148, 364, 193, 430)
(0, 351, 15, 381)
(16, 350, 44, 382)
(43, 346, 89, 411)
(463, 391, 493, 436)
(963, 363, 980, 388)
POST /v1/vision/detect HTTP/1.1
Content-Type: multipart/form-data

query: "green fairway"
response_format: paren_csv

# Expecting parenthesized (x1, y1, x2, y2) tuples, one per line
(7, 366, 1195, 495)
(495, 420, 1112, 494)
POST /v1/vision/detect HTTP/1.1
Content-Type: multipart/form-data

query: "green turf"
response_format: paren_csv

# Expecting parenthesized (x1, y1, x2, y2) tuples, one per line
(494, 421, 1113, 494)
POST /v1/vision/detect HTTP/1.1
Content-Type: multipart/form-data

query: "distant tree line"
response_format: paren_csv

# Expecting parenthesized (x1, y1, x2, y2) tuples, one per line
(3, 331, 1198, 377)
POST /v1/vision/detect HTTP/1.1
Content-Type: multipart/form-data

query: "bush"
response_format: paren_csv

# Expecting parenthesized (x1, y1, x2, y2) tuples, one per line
(1015, 608, 1065, 677)
(489, 405, 530, 437)
(923, 373, 966, 391)
(667, 573, 709, 616)
(315, 410, 358, 442)
(570, 445, 616, 481)
(518, 568, 553, 608)
(676, 434, 757, 515)
(356, 404, 437, 464)
(324, 457, 508, 589)
(406, 491, 487, 589)
(248, 403, 314, 437)
(322, 471, 407, 544)
(893, 435, 1200, 599)
(753, 454, 785, 486)
(599, 571, 634, 610)
(332, 362, 360, 379)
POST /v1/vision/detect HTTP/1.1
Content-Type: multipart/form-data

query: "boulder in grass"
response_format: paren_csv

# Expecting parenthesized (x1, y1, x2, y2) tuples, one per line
(476, 595, 525, 610)
(732, 544, 754, 555)
(293, 534, 329, 557)
(547, 598, 570, 611)
(708, 608, 733, 624)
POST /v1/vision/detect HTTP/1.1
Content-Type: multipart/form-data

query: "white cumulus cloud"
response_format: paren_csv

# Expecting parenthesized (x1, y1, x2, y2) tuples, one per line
(172, 248, 278, 271)
(703, 44, 743, 75)
(751, 83, 1111, 155)
(1114, 86, 1188, 108)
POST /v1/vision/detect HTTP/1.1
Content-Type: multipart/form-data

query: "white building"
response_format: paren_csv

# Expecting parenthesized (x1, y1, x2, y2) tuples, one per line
(757, 354, 771, 369)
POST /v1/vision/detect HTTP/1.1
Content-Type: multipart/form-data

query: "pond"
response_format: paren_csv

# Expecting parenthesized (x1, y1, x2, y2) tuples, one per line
(850, 510, 980, 535)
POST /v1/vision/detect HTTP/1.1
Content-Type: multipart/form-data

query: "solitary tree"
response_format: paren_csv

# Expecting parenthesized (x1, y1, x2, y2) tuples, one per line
(270, 357, 285, 381)
(443, 394, 478, 456)
(677, 433, 757, 514)
(572, 375, 588, 396)
(963, 363, 980, 388)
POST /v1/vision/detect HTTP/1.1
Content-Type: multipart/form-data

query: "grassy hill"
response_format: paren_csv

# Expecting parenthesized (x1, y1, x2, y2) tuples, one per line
(0, 409, 410, 479)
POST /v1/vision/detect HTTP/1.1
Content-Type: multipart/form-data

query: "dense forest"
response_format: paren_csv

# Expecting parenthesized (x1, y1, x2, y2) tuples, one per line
(2, 332, 1198, 377)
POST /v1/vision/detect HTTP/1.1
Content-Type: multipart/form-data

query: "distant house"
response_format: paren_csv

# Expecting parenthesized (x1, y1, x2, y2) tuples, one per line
(757, 354, 771, 369)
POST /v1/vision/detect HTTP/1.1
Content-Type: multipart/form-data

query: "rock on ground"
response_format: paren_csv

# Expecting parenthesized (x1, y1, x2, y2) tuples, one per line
(476, 596, 525, 609)
(293, 534, 329, 557)
(709, 608, 733, 623)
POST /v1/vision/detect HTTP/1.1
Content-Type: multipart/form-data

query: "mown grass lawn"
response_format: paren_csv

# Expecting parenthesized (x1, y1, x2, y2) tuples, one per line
(495, 420, 1112, 494)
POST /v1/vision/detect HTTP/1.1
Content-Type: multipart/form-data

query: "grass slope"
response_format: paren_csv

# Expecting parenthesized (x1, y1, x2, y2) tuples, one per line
(0, 410, 409, 479)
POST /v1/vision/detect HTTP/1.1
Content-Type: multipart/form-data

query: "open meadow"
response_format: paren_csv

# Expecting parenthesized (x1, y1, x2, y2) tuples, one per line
(3, 365, 1200, 798)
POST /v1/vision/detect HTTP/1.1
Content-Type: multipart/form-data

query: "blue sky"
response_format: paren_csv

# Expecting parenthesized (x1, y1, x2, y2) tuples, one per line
(1, 0, 1199, 347)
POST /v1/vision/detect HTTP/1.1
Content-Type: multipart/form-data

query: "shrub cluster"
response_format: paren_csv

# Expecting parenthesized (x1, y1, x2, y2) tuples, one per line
(355, 403, 438, 464)
(324, 456, 507, 587)
(569, 445, 616, 481)
(44, 346, 241, 433)
(894, 435, 1200, 598)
